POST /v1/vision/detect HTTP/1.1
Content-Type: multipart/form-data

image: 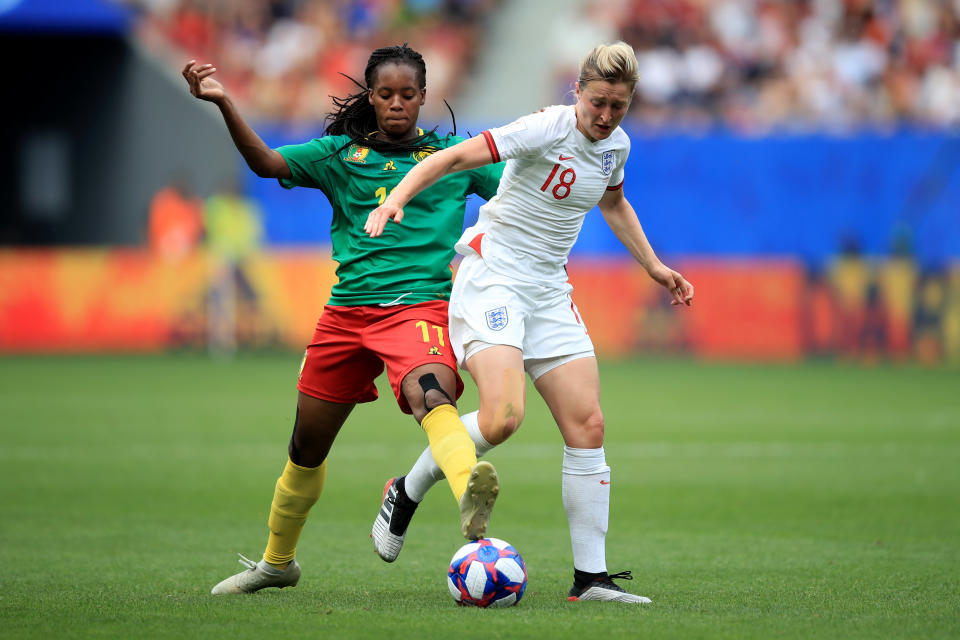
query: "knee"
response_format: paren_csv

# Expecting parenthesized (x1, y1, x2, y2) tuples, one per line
(567, 408, 605, 449)
(405, 370, 457, 422)
(288, 412, 331, 468)
(478, 405, 525, 445)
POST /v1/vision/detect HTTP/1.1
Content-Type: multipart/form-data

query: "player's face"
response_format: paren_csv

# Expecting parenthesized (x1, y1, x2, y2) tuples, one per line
(574, 80, 633, 142)
(368, 62, 426, 142)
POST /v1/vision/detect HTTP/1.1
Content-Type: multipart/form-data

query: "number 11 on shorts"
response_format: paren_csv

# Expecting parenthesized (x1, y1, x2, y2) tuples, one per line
(416, 320, 445, 346)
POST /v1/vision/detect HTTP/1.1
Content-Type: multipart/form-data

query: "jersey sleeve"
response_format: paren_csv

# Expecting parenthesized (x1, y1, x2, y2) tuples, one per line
(481, 108, 561, 163)
(607, 135, 631, 191)
(275, 137, 341, 192)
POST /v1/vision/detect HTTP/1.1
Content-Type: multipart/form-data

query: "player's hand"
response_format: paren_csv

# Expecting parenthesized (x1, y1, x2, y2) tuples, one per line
(364, 202, 405, 237)
(182, 60, 226, 104)
(648, 263, 693, 306)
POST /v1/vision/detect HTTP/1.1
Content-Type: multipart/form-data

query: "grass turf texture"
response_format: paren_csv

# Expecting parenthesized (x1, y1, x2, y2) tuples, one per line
(1, 354, 958, 639)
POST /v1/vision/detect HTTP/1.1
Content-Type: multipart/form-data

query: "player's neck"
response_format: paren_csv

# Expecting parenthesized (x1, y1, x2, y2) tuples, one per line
(374, 126, 422, 144)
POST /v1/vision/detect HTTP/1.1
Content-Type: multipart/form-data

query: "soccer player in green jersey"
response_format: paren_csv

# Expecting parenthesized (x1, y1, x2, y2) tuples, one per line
(182, 45, 503, 594)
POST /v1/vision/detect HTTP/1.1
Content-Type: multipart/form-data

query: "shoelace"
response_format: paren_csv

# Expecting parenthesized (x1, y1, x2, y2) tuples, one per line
(237, 553, 258, 570)
(607, 570, 633, 582)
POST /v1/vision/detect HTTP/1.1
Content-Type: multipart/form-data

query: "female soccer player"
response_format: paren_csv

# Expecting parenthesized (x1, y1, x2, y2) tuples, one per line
(182, 45, 503, 595)
(365, 42, 694, 603)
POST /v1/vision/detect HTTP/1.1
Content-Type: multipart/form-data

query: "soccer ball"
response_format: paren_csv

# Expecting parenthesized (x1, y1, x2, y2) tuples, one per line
(447, 537, 527, 607)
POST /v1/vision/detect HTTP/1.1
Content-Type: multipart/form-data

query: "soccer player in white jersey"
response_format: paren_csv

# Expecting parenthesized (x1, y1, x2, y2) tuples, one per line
(365, 42, 694, 604)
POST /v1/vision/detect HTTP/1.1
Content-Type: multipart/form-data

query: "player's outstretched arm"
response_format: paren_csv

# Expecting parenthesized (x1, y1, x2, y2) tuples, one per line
(364, 135, 493, 237)
(182, 60, 290, 180)
(598, 188, 693, 306)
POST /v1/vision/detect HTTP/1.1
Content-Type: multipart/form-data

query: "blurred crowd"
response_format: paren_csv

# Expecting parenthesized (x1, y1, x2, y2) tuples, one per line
(124, 0, 498, 122)
(125, 0, 960, 132)
(566, 0, 960, 133)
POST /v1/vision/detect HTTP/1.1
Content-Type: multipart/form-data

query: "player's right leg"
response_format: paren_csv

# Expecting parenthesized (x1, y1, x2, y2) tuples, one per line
(213, 308, 378, 593)
(211, 394, 354, 594)
(448, 254, 529, 449)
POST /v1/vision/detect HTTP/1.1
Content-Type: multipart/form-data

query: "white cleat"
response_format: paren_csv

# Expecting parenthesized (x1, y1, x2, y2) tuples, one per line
(459, 461, 499, 540)
(567, 571, 652, 604)
(210, 554, 301, 594)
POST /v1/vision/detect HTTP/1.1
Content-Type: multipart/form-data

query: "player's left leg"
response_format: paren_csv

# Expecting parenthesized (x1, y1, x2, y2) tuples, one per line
(401, 362, 499, 541)
(367, 301, 499, 555)
(373, 408, 494, 561)
(534, 356, 651, 604)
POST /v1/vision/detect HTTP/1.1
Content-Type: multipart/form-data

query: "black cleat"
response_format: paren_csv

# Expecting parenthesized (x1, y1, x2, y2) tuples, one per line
(567, 570, 652, 603)
(371, 476, 419, 562)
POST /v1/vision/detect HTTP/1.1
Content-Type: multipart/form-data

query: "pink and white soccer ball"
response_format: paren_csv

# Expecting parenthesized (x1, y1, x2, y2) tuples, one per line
(447, 537, 527, 607)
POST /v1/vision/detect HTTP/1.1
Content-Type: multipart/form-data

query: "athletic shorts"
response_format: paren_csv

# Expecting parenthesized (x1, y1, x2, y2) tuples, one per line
(297, 300, 463, 414)
(449, 254, 595, 371)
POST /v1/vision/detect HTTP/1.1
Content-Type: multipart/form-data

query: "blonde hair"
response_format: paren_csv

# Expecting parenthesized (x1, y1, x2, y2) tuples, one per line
(578, 41, 639, 91)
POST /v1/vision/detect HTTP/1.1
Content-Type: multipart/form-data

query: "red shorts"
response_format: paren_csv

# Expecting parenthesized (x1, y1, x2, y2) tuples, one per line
(296, 300, 463, 414)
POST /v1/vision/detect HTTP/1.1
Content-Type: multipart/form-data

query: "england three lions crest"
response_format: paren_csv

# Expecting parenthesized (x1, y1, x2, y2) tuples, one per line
(484, 306, 508, 331)
(601, 151, 614, 176)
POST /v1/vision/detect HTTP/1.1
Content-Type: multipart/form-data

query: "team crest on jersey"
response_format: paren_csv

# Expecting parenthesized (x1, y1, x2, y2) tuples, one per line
(484, 306, 508, 331)
(601, 150, 614, 176)
(345, 145, 369, 163)
(412, 148, 436, 163)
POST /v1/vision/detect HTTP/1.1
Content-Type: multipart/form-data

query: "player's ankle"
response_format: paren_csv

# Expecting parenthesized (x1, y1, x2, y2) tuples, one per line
(573, 568, 607, 588)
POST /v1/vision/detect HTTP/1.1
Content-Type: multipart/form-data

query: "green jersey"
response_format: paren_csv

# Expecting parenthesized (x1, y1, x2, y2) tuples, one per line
(277, 130, 503, 306)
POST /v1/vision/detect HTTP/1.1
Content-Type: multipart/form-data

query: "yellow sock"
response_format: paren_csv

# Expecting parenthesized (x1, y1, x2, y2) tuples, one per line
(263, 458, 325, 566)
(421, 404, 477, 502)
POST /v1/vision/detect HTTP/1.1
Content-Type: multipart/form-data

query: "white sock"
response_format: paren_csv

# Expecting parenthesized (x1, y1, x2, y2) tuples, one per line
(562, 445, 610, 573)
(403, 411, 493, 502)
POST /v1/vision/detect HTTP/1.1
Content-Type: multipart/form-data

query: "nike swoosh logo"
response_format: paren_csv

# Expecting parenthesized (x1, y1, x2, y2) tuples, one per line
(559, 154, 575, 161)
(600, 480, 610, 485)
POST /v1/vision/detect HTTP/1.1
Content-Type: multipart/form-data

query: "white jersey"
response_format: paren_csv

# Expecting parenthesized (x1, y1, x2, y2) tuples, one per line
(456, 104, 630, 286)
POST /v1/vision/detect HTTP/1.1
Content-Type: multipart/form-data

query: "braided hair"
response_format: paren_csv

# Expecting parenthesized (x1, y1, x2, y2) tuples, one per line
(324, 44, 451, 156)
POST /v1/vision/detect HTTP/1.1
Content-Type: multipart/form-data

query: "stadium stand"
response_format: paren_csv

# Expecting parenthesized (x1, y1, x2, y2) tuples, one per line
(124, 0, 501, 122)
(550, 0, 960, 132)
(125, 0, 960, 131)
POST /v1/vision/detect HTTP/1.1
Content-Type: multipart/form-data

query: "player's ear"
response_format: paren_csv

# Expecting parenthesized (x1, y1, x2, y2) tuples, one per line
(419, 88, 426, 106)
(368, 88, 375, 106)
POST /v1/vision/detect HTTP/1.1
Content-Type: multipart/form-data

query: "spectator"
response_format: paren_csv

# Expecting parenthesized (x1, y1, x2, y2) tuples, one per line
(128, 0, 500, 123)
(556, 0, 960, 132)
(147, 177, 204, 261)
(204, 180, 265, 354)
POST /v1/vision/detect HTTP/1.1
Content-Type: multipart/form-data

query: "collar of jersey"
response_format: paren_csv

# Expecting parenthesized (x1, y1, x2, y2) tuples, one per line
(366, 128, 426, 138)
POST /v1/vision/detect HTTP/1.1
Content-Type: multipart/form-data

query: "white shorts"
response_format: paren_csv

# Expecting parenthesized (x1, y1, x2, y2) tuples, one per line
(450, 254, 595, 378)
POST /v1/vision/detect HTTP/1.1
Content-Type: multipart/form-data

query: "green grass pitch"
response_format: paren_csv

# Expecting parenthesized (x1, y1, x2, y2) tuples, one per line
(1, 354, 958, 639)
